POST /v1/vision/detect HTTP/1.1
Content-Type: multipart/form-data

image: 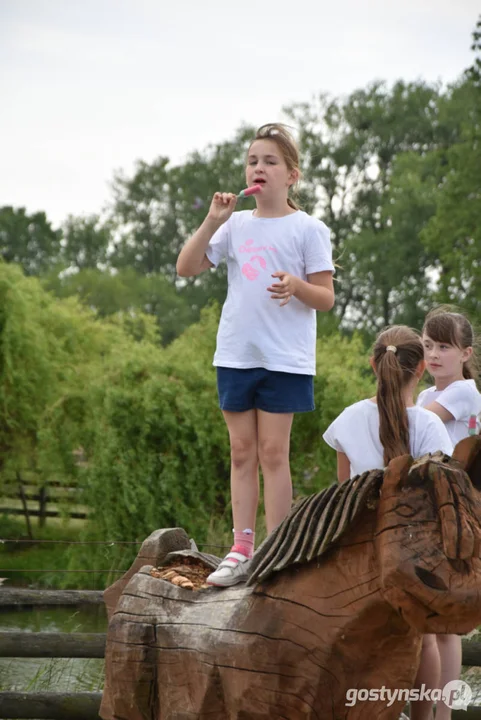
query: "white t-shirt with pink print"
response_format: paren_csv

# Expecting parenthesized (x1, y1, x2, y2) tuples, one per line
(206, 209, 334, 375)
(416, 379, 481, 445)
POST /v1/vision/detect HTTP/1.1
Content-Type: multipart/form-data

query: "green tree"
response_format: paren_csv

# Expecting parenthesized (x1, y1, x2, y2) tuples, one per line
(0, 262, 131, 482)
(0, 207, 61, 276)
(420, 20, 481, 313)
(61, 214, 111, 270)
(44, 267, 193, 345)
(287, 79, 468, 332)
(109, 156, 174, 276)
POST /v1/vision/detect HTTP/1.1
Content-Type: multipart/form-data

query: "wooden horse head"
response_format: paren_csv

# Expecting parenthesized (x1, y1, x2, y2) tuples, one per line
(376, 435, 481, 634)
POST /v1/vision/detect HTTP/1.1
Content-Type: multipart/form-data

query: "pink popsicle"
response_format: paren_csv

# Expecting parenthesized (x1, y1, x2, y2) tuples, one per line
(237, 184, 262, 199)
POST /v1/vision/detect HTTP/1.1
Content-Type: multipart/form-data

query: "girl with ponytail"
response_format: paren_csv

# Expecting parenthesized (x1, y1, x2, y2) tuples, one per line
(324, 325, 456, 719)
(323, 325, 452, 482)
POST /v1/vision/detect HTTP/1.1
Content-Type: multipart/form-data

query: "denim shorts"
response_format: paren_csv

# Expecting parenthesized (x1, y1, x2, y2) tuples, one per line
(216, 366, 315, 414)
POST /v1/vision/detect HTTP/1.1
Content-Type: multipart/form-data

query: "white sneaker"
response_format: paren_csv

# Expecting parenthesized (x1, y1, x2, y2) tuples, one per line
(206, 551, 251, 587)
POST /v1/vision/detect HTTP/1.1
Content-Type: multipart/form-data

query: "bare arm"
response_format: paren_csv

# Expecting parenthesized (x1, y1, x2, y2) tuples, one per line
(337, 452, 351, 483)
(176, 193, 237, 277)
(423, 401, 455, 423)
(176, 217, 218, 277)
(295, 271, 335, 311)
(267, 270, 335, 311)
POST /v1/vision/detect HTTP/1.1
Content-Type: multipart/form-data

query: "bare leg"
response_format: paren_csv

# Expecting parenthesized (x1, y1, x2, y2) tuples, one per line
(435, 634, 462, 720)
(222, 410, 259, 532)
(410, 634, 440, 720)
(257, 410, 294, 534)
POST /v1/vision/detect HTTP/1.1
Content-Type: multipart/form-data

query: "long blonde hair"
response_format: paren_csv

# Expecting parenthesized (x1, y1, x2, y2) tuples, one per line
(249, 123, 301, 210)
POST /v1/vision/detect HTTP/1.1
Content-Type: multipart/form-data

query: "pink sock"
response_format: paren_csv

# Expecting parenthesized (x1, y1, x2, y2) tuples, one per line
(232, 529, 255, 559)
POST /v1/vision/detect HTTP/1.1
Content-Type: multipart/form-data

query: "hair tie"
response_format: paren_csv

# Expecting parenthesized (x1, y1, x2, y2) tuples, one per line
(386, 345, 397, 353)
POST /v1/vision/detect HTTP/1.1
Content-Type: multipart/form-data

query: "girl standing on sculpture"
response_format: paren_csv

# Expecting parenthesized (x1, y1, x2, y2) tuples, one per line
(414, 308, 481, 720)
(176, 123, 335, 587)
(322, 325, 453, 481)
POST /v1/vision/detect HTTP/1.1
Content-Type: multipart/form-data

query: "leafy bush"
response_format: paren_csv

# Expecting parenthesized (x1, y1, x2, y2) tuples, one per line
(0, 264, 375, 586)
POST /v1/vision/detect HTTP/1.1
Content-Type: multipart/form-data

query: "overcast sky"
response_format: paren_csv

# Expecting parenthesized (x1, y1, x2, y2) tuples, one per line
(1, 0, 479, 227)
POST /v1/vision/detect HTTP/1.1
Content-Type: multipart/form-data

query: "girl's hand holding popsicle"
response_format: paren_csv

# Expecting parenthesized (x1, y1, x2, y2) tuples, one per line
(207, 185, 262, 225)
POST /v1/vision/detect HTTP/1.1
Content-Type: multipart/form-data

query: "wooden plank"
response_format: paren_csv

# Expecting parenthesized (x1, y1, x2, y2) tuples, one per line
(2, 485, 78, 494)
(2, 631, 476, 666)
(0, 632, 105, 658)
(0, 508, 88, 519)
(1, 629, 478, 667)
(0, 630, 478, 666)
(17, 476, 33, 541)
(1, 493, 78, 502)
(0, 692, 101, 719)
(0, 588, 103, 607)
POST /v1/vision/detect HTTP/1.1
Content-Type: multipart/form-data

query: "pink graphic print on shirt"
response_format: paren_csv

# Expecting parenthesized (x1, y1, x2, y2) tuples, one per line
(242, 255, 266, 280)
(239, 239, 275, 281)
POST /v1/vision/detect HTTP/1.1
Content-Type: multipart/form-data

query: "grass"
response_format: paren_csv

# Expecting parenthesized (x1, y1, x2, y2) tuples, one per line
(0, 493, 272, 590)
(0, 515, 104, 589)
(0, 656, 105, 693)
(0, 509, 267, 590)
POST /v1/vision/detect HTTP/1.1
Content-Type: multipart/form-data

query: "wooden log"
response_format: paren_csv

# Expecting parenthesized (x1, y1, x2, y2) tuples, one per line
(0, 588, 103, 608)
(0, 692, 101, 719)
(102, 527, 197, 620)
(0, 630, 478, 665)
(0, 632, 105, 658)
(100, 527, 216, 720)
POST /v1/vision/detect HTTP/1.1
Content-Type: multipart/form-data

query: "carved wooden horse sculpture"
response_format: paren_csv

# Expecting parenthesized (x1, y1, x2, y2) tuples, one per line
(100, 437, 481, 720)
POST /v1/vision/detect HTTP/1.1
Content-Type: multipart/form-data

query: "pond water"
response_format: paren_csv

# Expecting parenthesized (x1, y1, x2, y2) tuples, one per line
(0, 603, 107, 692)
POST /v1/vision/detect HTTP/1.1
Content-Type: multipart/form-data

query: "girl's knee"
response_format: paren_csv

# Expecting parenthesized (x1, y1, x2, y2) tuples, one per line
(230, 436, 258, 469)
(258, 438, 289, 470)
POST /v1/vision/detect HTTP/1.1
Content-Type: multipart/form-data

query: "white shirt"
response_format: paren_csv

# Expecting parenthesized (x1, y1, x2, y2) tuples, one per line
(416, 379, 481, 445)
(206, 210, 334, 375)
(323, 399, 453, 478)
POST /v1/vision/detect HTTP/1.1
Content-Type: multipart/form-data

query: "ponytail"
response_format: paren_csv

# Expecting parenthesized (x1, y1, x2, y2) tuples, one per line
(376, 349, 410, 465)
(372, 326, 425, 465)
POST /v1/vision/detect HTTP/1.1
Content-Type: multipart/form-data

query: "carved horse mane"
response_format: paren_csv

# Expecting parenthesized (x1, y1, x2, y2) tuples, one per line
(247, 468, 383, 585)
(247, 448, 466, 586)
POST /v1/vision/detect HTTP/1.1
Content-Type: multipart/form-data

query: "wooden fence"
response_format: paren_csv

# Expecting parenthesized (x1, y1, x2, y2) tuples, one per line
(0, 588, 481, 719)
(1, 477, 87, 536)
